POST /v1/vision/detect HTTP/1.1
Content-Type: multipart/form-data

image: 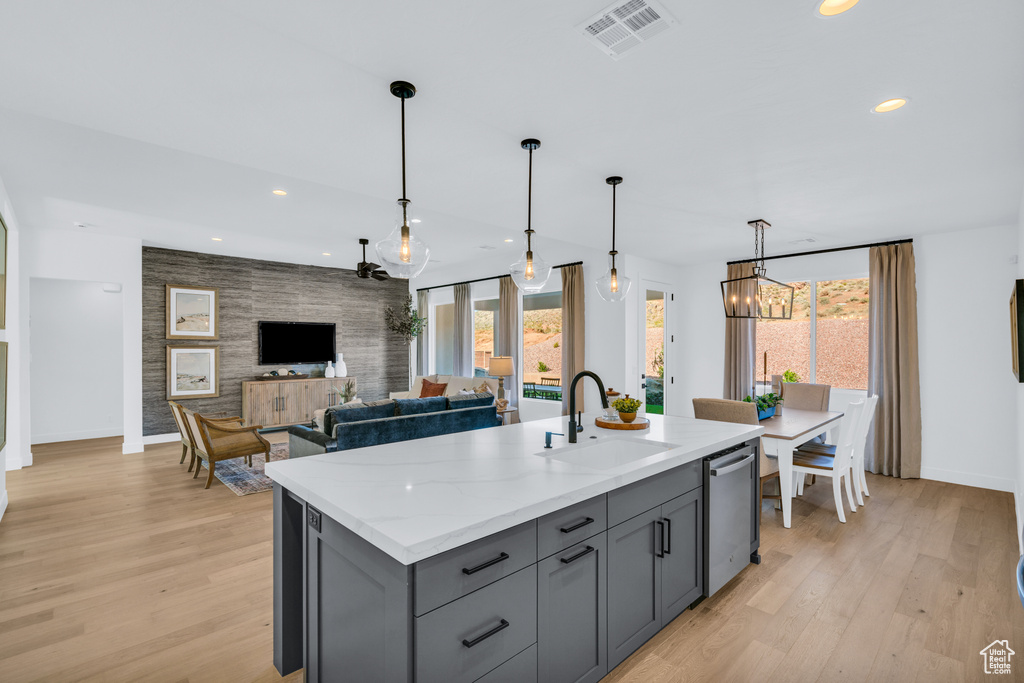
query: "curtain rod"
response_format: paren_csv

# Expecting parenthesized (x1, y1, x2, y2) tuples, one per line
(726, 238, 913, 266)
(415, 261, 583, 293)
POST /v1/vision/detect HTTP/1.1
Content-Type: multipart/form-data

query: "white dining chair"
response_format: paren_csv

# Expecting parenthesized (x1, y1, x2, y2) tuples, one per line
(797, 394, 878, 507)
(790, 399, 864, 523)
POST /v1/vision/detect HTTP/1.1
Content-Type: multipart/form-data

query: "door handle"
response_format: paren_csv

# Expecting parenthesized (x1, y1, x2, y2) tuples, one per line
(655, 521, 665, 558)
(663, 518, 671, 555)
(710, 453, 756, 477)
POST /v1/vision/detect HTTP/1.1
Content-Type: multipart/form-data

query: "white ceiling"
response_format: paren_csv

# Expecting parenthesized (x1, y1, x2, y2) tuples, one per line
(0, 0, 1021, 272)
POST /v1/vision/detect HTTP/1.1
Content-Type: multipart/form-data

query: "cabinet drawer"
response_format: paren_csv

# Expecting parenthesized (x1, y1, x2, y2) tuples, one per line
(414, 521, 537, 616)
(537, 494, 607, 560)
(475, 644, 537, 683)
(415, 566, 537, 683)
(608, 461, 701, 527)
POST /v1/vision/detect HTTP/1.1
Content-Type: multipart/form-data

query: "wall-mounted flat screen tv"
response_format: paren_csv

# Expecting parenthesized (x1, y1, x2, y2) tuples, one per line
(258, 321, 336, 365)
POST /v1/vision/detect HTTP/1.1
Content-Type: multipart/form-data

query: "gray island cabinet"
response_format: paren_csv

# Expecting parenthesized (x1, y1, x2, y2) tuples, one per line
(267, 413, 762, 682)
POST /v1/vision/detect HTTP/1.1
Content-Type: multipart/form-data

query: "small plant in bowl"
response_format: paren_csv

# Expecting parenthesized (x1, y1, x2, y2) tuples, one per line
(743, 393, 782, 420)
(612, 396, 643, 423)
(782, 369, 800, 383)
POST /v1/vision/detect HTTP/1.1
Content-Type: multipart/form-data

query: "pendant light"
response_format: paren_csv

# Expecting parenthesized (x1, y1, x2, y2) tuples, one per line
(375, 80, 430, 279)
(720, 219, 794, 320)
(596, 176, 631, 302)
(510, 138, 551, 293)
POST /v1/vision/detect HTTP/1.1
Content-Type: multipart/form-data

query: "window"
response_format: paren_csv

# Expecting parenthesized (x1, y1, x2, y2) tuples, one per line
(432, 302, 454, 376)
(473, 298, 499, 378)
(522, 291, 562, 401)
(756, 278, 868, 390)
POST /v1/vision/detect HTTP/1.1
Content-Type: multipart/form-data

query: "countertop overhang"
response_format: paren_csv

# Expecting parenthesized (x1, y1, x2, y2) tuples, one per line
(265, 412, 763, 565)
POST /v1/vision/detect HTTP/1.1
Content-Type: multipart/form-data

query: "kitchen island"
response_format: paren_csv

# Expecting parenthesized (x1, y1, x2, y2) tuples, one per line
(267, 411, 763, 683)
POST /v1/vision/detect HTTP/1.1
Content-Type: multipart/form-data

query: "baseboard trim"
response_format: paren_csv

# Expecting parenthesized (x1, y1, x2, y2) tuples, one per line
(5, 452, 23, 470)
(919, 466, 1015, 493)
(143, 433, 180, 445)
(122, 441, 144, 455)
(0, 489, 8, 524)
(32, 428, 124, 445)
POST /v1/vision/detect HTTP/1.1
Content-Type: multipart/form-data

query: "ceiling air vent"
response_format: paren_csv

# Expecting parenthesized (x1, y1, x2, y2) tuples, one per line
(576, 0, 677, 60)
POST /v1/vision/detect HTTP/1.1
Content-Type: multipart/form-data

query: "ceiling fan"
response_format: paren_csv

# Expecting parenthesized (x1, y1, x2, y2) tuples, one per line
(356, 238, 389, 281)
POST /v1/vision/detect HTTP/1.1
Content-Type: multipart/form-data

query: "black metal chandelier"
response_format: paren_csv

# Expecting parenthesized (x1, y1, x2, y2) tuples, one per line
(721, 219, 794, 320)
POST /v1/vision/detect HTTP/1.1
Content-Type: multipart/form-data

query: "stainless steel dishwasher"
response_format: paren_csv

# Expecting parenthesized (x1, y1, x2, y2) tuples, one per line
(703, 444, 757, 596)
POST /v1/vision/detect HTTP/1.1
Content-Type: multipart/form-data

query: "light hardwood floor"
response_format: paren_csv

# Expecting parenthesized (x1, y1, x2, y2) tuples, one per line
(1, 437, 1021, 682)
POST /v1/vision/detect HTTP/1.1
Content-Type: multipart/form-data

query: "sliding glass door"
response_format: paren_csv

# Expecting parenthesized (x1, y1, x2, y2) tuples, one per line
(641, 287, 668, 415)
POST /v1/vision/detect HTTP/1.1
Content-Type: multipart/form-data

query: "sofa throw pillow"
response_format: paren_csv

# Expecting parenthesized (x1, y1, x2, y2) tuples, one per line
(473, 381, 495, 395)
(395, 396, 448, 416)
(420, 378, 448, 397)
(324, 399, 395, 436)
(448, 392, 495, 410)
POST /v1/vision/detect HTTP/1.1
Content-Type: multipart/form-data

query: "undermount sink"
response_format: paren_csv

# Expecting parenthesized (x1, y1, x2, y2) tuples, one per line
(537, 437, 680, 470)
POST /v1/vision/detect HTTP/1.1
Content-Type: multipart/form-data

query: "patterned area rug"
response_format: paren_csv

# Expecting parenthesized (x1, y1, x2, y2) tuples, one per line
(199, 442, 289, 496)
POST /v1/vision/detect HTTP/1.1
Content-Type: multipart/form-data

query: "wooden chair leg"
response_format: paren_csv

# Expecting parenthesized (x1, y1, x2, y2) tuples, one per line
(180, 444, 188, 464)
(193, 457, 203, 479)
(205, 459, 216, 489)
(188, 449, 196, 472)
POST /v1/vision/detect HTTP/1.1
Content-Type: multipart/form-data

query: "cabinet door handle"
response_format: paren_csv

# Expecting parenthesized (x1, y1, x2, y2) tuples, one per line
(462, 552, 509, 575)
(663, 518, 671, 555)
(560, 517, 595, 534)
(462, 619, 509, 648)
(655, 521, 665, 558)
(560, 545, 595, 565)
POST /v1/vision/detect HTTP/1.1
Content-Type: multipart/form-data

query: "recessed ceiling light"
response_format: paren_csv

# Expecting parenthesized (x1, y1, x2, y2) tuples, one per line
(504, 239, 514, 243)
(73, 222, 89, 228)
(322, 252, 331, 256)
(211, 237, 223, 241)
(272, 189, 288, 196)
(817, 0, 859, 16)
(873, 98, 907, 113)
(411, 218, 421, 223)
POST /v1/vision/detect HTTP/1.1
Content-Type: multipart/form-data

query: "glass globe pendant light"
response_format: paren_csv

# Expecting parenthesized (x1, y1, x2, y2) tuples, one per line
(596, 176, 631, 302)
(375, 80, 430, 279)
(510, 138, 551, 293)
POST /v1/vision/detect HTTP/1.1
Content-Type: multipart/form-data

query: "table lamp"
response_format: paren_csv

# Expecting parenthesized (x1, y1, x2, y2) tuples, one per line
(488, 356, 514, 400)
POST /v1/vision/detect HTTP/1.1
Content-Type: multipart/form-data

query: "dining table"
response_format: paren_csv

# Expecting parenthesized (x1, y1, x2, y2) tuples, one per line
(759, 407, 844, 528)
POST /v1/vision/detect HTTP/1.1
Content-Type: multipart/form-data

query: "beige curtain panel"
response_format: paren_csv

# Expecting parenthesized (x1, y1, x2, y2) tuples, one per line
(561, 263, 586, 416)
(867, 242, 922, 479)
(498, 276, 521, 424)
(416, 289, 429, 377)
(723, 262, 756, 401)
(453, 282, 473, 377)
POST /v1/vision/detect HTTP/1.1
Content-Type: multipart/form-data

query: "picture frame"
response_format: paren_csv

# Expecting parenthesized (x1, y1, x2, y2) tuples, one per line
(1012, 280, 1024, 382)
(0, 341, 7, 451)
(167, 345, 220, 399)
(166, 284, 218, 340)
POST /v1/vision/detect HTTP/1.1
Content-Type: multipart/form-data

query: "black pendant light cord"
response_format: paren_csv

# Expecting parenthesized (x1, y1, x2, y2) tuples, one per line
(526, 146, 534, 251)
(611, 182, 616, 253)
(400, 96, 407, 201)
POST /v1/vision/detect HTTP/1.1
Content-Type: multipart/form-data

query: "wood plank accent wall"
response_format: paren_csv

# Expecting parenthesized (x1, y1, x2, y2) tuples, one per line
(143, 247, 410, 436)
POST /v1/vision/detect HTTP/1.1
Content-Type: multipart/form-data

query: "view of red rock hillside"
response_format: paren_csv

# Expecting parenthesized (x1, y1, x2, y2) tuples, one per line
(472, 308, 565, 385)
(755, 279, 869, 391)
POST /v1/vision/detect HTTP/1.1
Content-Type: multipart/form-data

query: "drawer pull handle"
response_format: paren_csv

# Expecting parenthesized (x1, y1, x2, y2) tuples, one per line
(559, 517, 595, 534)
(462, 552, 509, 575)
(655, 520, 665, 558)
(462, 619, 509, 648)
(663, 517, 671, 555)
(560, 545, 595, 565)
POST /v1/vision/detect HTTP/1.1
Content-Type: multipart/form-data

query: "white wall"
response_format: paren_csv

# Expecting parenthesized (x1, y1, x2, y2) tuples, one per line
(20, 229, 143, 455)
(0, 179, 23, 522)
(1016, 187, 1024, 551)
(916, 225, 1018, 492)
(30, 278, 124, 443)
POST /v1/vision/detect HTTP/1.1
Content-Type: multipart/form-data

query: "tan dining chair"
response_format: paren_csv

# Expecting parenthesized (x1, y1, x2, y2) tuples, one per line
(692, 398, 780, 511)
(182, 407, 270, 489)
(781, 382, 831, 410)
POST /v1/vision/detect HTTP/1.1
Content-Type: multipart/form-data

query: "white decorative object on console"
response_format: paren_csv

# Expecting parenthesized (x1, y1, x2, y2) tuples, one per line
(336, 353, 347, 377)
(325, 360, 336, 378)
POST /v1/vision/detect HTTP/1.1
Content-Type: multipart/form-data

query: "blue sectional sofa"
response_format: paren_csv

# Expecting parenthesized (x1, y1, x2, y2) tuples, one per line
(287, 393, 500, 458)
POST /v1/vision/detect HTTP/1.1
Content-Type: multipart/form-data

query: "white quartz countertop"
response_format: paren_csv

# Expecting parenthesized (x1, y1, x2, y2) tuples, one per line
(265, 412, 763, 565)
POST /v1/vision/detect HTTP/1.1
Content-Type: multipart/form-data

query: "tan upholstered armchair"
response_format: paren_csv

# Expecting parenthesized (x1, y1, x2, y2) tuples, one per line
(182, 407, 271, 489)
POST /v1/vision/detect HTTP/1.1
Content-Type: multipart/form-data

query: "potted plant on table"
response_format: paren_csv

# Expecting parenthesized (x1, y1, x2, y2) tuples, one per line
(744, 393, 782, 421)
(612, 395, 643, 423)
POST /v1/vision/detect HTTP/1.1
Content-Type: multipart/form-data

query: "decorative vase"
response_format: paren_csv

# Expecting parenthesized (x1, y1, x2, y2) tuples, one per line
(325, 361, 336, 378)
(618, 412, 637, 423)
(336, 353, 347, 377)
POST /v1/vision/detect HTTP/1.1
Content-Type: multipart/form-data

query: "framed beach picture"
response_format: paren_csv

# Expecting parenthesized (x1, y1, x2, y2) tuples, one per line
(166, 285, 218, 339)
(167, 345, 220, 399)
